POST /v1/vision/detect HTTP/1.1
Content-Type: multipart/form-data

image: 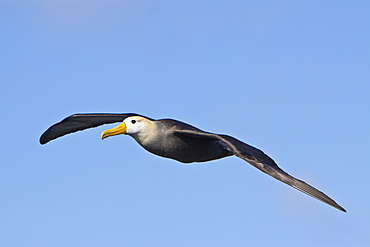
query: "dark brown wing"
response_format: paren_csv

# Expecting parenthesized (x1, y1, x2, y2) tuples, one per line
(40, 113, 147, 144)
(173, 129, 346, 212)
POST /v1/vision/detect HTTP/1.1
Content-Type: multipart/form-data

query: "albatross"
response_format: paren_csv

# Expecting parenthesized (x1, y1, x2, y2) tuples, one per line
(40, 113, 346, 212)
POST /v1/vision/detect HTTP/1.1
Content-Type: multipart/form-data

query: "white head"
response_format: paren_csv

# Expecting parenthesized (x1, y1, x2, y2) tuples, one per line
(101, 116, 155, 142)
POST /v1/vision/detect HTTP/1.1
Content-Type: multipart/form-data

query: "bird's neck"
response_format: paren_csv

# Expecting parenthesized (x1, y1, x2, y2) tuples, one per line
(130, 121, 158, 146)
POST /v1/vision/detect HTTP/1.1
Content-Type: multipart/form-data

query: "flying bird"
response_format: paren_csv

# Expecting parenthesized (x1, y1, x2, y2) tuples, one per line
(40, 113, 346, 212)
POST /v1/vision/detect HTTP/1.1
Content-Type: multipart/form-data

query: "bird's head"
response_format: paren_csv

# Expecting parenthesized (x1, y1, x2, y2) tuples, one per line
(101, 116, 155, 141)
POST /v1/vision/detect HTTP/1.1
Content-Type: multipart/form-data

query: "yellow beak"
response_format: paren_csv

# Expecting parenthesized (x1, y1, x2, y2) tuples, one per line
(101, 122, 127, 140)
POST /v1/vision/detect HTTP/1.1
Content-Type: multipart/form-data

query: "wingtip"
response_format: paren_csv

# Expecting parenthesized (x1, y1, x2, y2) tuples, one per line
(338, 206, 347, 213)
(39, 132, 50, 145)
(39, 137, 47, 145)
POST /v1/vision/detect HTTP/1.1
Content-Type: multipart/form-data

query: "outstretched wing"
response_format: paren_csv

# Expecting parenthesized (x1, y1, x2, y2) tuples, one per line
(40, 113, 146, 144)
(173, 129, 346, 212)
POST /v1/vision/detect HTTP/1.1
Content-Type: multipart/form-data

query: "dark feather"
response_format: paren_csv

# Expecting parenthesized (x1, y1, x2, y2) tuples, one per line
(39, 113, 145, 144)
(173, 129, 346, 212)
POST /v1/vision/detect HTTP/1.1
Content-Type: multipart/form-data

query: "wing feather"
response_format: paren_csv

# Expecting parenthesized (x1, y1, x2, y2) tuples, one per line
(39, 113, 145, 144)
(173, 129, 346, 212)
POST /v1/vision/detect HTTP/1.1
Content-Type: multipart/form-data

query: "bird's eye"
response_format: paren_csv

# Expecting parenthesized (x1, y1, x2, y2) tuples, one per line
(131, 120, 136, 124)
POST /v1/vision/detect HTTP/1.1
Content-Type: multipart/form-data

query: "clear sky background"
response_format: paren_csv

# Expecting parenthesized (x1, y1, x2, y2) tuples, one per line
(1, 1, 369, 246)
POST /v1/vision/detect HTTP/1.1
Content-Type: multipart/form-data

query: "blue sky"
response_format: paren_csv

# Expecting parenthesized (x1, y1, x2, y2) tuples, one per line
(1, 1, 369, 246)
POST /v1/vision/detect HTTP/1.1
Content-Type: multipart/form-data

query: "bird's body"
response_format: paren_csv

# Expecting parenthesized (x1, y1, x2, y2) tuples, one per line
(40, 113, 346, 212)
(133, 119, 232, 163)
